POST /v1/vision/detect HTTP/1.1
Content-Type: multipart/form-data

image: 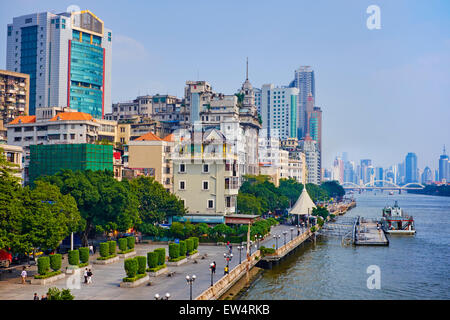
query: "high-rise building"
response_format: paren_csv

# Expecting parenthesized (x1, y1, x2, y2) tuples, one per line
(289, 66, 315, 139)
(6, 10, 112, 118)
(439, 146, 449, 182)
(299, 135, 320, 184)
(421, 166, 433, 185)
(360, 159, 372, 184)
(0, 70, 30, 141)
(258, 84, 299, 140)
(405, 152, 418, 183)
(375, 167, 384, 186)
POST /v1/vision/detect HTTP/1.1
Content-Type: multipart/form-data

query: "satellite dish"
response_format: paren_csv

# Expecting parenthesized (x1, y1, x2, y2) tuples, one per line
(66, 5, 81, 13)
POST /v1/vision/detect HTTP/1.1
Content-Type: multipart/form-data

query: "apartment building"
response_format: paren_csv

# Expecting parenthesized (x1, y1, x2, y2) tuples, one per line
(0, 143, 24, 183)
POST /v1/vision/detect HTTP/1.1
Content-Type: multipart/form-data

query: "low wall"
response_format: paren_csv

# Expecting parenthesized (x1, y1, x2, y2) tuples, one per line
(195, 251, 260, 300)
(263, 229, 312, 261)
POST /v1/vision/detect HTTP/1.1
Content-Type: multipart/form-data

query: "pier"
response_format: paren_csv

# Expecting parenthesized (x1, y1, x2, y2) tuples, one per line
(354, 217, 389, 246)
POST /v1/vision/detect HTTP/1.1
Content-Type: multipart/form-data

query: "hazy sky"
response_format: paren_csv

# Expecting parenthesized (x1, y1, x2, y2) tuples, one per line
(1, 0, 449, 171)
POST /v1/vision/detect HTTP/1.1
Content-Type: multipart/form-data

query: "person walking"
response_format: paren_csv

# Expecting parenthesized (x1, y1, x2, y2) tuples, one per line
(83, 268, 88, 284)
(212, 261, 216, 274)
(87, 269, 93, 284)
(229, 244, 233, 254)
(41, 294, 47, 301)
(224, 266, 229, 275)
(33, 293, 39, 300)
(89, 244, 94, 255)
(21, 267, 27, 284)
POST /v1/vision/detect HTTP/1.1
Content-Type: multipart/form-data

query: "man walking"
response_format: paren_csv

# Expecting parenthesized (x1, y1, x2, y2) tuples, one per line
(21, 267, 27, 284)
(83, 268, 88, 284)
(33, 293, 39, 300)
(87, 269, 93, 284)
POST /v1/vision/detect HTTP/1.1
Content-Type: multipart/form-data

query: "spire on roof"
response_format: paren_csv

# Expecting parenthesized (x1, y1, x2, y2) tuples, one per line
(246, 57, 248, 80)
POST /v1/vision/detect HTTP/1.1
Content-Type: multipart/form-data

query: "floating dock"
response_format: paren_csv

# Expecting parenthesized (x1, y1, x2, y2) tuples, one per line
(354, 218, 389, 246)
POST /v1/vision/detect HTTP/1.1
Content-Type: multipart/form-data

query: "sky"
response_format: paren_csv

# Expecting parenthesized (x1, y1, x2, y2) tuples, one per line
(1, 0, 449, 171)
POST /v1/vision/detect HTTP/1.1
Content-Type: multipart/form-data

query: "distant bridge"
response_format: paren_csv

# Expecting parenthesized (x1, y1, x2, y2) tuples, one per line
(342, 180, 425, 190)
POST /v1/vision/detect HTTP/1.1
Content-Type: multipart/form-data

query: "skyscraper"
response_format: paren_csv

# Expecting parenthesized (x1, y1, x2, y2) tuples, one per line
(405, 152, 418, 183)
(421, 167, 433, 185)
(439, 146, 449, 182)
(360, 159, 372, 184)
(289, 66, 315, 139)
(6, 10, 112, 118)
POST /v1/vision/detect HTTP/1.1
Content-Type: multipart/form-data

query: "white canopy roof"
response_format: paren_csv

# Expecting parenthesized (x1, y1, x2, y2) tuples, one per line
(289, 187, 316, 215)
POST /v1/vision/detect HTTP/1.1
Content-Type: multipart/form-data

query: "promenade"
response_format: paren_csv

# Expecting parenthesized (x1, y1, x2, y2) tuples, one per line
(0, 224, 294, 300)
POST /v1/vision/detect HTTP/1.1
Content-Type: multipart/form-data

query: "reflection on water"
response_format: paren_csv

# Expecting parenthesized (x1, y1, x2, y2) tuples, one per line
(239, 193, 450, 300)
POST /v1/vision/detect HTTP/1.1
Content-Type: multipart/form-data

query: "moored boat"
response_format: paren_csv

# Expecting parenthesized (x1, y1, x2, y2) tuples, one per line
(381, 201, 415, 235)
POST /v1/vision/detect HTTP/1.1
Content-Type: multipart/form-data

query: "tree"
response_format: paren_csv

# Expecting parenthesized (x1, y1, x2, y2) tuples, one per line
(320, 181, 345, 199)
(237, 193, 262, 215)
(39, 170, 140, 246)
(129, 176, 185, 225)
(169, 222, 185, 239)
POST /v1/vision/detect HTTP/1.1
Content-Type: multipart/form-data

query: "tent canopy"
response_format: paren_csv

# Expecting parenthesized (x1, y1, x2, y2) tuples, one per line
(289, 187, 316, 215)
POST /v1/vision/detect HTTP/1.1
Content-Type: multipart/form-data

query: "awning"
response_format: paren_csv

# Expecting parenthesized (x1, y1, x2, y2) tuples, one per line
(289, 187, 316, 215)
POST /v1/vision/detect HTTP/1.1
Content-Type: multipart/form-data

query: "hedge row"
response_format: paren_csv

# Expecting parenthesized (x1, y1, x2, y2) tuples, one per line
(79, 247, 89, 264)
(99, 242, 109, 258)
(118, 238, 127, 252)
(127, 236, 135, 250)
(37, 256, 50, 275)
(49, 254, 62, 272)
(68, 250, 79, 266)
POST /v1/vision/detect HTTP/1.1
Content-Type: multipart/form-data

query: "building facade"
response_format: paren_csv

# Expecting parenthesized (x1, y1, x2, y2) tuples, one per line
(7, 10, 112, 118)
(405, 152, 418, 183)
(0, 144, 24, 183)
(0, 70, 30, 141)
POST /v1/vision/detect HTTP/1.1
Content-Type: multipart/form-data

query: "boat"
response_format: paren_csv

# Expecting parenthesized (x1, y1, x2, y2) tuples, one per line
(388, 191, 394, 195)
(381, 201, 415, 235)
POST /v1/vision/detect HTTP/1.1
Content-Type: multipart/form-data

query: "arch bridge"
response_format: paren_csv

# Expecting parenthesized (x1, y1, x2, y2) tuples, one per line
(342, 180, 425, 190)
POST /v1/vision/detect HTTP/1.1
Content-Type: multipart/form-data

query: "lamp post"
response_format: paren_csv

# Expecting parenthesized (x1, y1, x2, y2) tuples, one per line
(290, 228, 294, 241)
(282, 231, 288, 246)
(186, 275, 196, 300)
(154, 293, 171, 300)
(249, 241, 253, 255)
(237, 245, 244, 264)
(209, 263, 215, 286)
(256, 235, 262, 249)
(273, 235, 280, 250)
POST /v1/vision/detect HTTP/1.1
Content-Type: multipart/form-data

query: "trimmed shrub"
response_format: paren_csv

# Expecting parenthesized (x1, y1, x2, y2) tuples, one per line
(169, 243, 180, 260)
(49, 254, 62, 272)
(109, 240, 116, 255)
(79, 247, 89, 264)
(124, 258, 138, 278)
(136, 256, 147, 274)
(37, 256, 50, 275)
(154, 248, 165, 265)
(147, 252, 158, 269)
(127, 236, 135, 250)
(191, 237, 199, 250)
(68, 250, 79, 266)
(118, 238, 127, 252)
(179, 240, 186, 257)
(99, 242, 109, 258)
(186, 238, 194, 254)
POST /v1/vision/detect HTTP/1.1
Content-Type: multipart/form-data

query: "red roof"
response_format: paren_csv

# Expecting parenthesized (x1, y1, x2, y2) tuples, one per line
(162, 133, 174, 142)
(134, 131, 162, 141)
(8, 115, 36, 124)
(50, 112, 93, 121)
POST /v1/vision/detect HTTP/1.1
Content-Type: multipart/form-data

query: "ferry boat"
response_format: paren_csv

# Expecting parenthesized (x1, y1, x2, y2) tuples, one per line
(388, 191, 394, 195)
(381, 201, 415, 235)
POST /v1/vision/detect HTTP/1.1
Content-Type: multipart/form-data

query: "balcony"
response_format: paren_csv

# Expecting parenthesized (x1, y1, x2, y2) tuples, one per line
(7, 89, 16, 94)
(18, 82, 25, 87)
(18, 90, 26, 96)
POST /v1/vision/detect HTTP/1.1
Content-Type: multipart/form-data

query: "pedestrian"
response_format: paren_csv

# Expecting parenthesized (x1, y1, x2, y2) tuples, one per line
(33, 293, 39, 300)
(83, 268, 88, 284)
(224, 266, 229, 275)
(229, 244, 233, 254)
(89, 244, 94, 255)
(41, 294, 47, 301)
(212, 261, 216, 274)
(21, 266, 27, 284)
(87, 269, 93, 284)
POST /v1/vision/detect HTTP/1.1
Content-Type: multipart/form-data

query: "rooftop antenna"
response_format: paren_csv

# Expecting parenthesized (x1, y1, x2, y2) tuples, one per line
(246, 57, 249, 80)
(444, 145, 447, 155)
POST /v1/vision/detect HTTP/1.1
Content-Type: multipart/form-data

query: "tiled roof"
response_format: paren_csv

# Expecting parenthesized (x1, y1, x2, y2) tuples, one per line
(162, 133, 174, 142)
(49, 112, 94, 121)
(8, 115, 36, 124)
(134, 131, 162, 141)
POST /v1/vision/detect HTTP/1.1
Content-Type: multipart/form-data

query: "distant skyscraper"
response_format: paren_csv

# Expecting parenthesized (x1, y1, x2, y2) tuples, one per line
(289, 66, 315, 139)
(6, 10, 112, 118)
(405, 152, 418, 183)
(439, 146, 449, 182)
(360, 159, 372, 184)
(375, 167, 384, 186)
(421, 167, 433, 185)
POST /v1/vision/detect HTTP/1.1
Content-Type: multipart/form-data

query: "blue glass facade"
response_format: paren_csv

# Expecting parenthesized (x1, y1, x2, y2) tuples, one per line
(20, 26, 38, 115)
(69, 31, 104, 118)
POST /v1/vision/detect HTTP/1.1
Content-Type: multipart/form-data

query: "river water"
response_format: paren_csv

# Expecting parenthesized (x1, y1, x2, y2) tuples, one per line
(239, 193, 450, 300)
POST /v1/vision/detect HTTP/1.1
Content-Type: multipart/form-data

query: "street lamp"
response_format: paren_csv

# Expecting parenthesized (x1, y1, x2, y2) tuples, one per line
(256, 235, 262, 249)
(224, 252, 233, 269)
(209, 263, 215, 287)
(249, 241, 253, 255)
(186, 275, 196, 300)
(237, 245, 244, 264)
(282, 231, 288, 245)
(273, 235, 280, 250)
(290, 228, 294, 241)
(154, 293, 170, 300)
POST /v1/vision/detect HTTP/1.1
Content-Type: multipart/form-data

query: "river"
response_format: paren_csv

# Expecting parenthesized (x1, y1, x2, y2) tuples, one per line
(239, 192, 450, 300)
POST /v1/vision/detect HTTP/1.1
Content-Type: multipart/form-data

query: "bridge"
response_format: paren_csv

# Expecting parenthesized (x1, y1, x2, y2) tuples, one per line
(342, 180, 425, 191)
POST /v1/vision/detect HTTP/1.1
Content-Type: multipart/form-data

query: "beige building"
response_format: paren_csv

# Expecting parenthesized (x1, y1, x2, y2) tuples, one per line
(172, 128, 239, 219)
(125, 132, 174, 191)
(0, 70, 30, 142)
(0, 144, 24, 183)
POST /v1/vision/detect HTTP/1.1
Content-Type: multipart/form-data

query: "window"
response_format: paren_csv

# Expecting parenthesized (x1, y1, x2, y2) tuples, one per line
(226, 197, 231, 208)
(207, 199, 214, 209)
(179, 163, 186, 173)
(202, 164, 209, 173)
(202, 181, 209, 190)
(179, 181, 186, 190)
(70, 134, 75, 139)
